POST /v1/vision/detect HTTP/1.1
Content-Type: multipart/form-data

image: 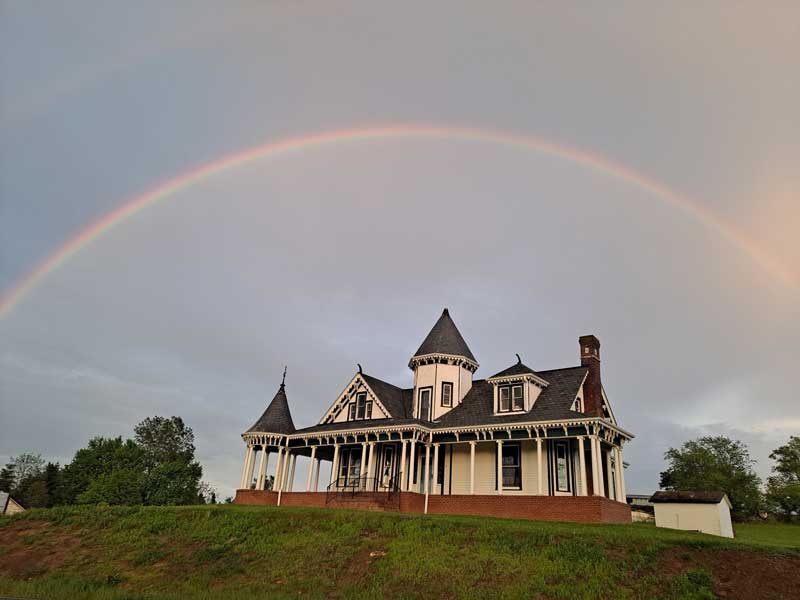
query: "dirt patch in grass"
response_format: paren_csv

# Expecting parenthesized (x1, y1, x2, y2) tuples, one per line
(0, 521, 82, 580)
(660, 547, 800, 600)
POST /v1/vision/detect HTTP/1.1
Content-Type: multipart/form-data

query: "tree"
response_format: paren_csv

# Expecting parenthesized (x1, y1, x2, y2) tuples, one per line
(144, 461, 203, 506)
(766, 436, 800, 521)
(44, 462, 63, 507)
(0, 463, 15, 492)
(134, 416, 196, 467)
(77, 469, 146, 505)
(660, 436, 762, 520)
(60, 437, 145, 504)
(8, 453, 45, 488)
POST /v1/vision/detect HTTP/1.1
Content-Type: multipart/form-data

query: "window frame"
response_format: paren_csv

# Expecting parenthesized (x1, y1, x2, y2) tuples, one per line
(418, 387, 432, 420)
(441, 381, 453, 407)
(555, 441, 571, 492)
(501, 443, 522, 490)
(348, 392, 373, 421)
(498, 384, 525, 413)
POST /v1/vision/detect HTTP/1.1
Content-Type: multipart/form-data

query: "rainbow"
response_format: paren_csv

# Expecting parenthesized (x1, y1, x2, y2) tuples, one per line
(1, 124, 795, 317)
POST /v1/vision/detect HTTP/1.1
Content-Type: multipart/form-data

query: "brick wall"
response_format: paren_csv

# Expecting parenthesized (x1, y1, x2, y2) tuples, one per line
(426, 494, 631, 524)
(233, 489, 631, 524)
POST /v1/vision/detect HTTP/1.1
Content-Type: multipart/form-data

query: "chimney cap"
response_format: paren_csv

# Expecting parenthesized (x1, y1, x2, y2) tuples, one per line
(579, 334, 600, 348)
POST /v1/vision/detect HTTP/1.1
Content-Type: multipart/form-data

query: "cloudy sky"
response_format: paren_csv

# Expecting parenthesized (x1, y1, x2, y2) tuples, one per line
(1, 2, 798, 499)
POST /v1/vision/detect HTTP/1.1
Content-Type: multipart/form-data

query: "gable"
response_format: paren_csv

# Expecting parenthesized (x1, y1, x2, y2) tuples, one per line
(319, 373, 394, 425)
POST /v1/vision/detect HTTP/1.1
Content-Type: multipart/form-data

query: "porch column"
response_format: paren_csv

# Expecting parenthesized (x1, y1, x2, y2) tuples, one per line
(288, 453, 297, 491)
(605, 449, 614, 500)
(577, 436, 587, 496)
(617, 447, 628, 503)
(432, 444, 440, 494)
(274, 448, 284, 491)
(399, 440, 408, 492)
(313, 457, 321, 491)
(423, 444, 431, 513)
(330, 444, 340, 487)
(590, 437, 604, 497)
(257, 447, 269, 490)
(597, 439, 606, 497)
(408, 440, 416, 492)
(366, 442, 376, 487)
(496, 440, 503, 495)
(245, 446, 257, 489)
(615, 447, 625, 502)
(360, 442, 368, 490)
(469, 441, 476, 495)
(280, 450, 291, 491)
(239, 445, 252, 489)
(536, 437, 543, 495)
(306, 446, 317, 491)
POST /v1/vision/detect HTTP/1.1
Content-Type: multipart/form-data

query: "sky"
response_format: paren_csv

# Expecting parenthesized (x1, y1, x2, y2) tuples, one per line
(1, 1, 798, 500)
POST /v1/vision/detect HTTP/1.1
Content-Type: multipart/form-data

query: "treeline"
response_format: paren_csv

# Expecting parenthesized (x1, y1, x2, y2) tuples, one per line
(1, 416, 216, 508)
(659, 434, 799, 521)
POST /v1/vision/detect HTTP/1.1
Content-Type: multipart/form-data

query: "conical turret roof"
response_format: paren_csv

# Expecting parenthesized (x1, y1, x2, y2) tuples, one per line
(412, 308, 477, 363)
(246, 382, 296, 434)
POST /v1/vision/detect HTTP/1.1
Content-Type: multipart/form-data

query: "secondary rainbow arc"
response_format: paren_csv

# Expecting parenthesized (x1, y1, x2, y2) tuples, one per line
(0, 124, 795, 318)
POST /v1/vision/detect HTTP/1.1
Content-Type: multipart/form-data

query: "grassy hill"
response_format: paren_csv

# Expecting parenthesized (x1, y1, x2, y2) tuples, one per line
(1, 505, 798, 600)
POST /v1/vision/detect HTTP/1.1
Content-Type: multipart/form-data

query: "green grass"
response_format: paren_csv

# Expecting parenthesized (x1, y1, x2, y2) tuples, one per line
(0, 505, 797, 600)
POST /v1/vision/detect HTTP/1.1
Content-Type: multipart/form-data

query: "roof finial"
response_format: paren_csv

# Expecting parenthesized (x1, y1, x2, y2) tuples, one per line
(515, 353, 522, 365)
(357, 363, 363, 375)
(281, 365, 287, 387)
(442, 307, 450, 316)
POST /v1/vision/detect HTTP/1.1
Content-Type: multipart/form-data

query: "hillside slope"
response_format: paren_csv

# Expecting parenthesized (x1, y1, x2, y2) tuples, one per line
(1, 505, 798, 599)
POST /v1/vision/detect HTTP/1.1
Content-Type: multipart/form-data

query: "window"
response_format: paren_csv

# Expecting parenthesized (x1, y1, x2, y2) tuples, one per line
(574, 397, 583, 412)
(502, 444, 521, 489)
(338, 448, 362, 486)
(555, 442, 570, 492)
(418, 388, 432, 420)
(499, 384, 524, 412)
(348, 392, 372, 421)
(441, 382, 453, 407)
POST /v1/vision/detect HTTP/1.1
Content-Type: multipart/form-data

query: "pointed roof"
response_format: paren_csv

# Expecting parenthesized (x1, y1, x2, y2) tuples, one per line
(246, 382, 296, 434)
(412, 308, 477, 363)
(490, 361, 539, 379)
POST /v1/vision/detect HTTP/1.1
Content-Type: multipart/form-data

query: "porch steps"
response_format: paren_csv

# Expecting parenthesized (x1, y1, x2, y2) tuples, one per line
(326, 492, 401, 512)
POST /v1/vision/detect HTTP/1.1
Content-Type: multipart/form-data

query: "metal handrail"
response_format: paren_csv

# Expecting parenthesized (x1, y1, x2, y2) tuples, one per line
(325, 471, 402, 505)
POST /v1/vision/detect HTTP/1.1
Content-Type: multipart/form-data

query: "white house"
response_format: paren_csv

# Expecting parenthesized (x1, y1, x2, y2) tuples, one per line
(650, 491, 734, 538)
(234, 309, 634, 523)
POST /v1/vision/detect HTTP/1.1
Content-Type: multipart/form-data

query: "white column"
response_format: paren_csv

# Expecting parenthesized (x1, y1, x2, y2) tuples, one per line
(367, 442, 376, 488)
(330, 444, 340, 487)
(590, 436, 600, 496)
(240, 445, 252, 489)
(360, 442, 368, 490)
(614, 447, 625, 502)
(605, 449, 614, 500)
(577, 437, 587, 496)
(469, 441, 476, 495)
(618, 447, 627, 500)
(597, 439, 606, 498)
(496, 440, 503, 495)
(245, 446, 257, 489)
(313, 457, 321, 491)
(408, 440, 416, 492)
(423, 444, 431, 513)
(399, 440, 408, 492)
(279, 450, 290, 491)
(256, 447, 268, 490)
(274, 448, 285, 492)
(432, 444, 440, 494)
(537, 438, 544, 495)
(306, 447, 317, 491)
(288, 453, 297, 491)
(261, 451, 272, 490)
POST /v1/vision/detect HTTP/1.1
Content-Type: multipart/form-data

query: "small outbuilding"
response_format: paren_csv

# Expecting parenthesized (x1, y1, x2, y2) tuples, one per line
(0, 492, 25, 516)
(649, 491, 733, 538)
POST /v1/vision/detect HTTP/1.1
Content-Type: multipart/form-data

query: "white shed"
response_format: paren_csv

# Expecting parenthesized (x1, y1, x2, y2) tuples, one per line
(0, 491, 25, 516)
(650, 491, 733, 538)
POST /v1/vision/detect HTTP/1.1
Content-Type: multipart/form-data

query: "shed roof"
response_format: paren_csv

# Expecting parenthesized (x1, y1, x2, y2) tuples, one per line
(649, 491, 728, 504)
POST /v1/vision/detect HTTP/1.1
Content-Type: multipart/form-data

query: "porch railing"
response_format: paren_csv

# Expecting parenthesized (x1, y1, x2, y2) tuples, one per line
(325, 472, 402, 506)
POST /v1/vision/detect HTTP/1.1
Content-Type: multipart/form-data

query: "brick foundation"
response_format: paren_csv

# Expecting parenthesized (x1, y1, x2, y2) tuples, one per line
(234, 489, 631, 524)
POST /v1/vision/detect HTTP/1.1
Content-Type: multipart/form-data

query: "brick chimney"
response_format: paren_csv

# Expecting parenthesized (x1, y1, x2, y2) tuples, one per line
(579, 335, 603, 417)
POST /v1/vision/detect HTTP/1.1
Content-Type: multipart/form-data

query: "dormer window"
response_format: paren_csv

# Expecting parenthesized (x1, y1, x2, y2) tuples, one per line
(348, 392, 372, 421)
(573, 397, 583, 412)
(499, 384, 524, 412)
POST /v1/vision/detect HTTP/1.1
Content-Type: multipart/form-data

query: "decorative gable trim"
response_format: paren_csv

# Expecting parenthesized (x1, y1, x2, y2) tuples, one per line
(319, 374, 393, 425)
(487, 372, 550, 388)
(600, 386, 617, 424)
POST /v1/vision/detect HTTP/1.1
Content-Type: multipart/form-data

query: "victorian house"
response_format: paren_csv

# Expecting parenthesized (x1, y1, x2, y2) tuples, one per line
(235, 309, 633, 523)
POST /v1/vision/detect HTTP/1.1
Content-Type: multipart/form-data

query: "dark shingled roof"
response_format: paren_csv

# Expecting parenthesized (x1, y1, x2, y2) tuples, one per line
(490, 360, 542, 379)
(361, 373, 413, 418)
(413, 308, 477, 363)
(435, 366, 588, 427)
(246, 383, 296, 434)
(296, 417, 430, 435)
(649, 491, 728, 504)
